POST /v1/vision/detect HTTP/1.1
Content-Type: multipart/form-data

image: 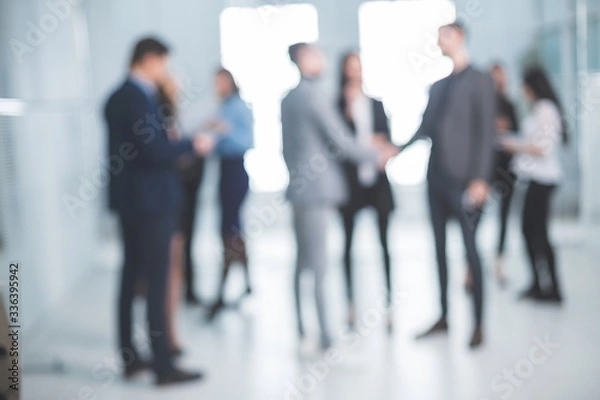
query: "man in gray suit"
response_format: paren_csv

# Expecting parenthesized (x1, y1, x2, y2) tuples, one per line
(400, 21, 496, 348)
(281, 42, 397, 350)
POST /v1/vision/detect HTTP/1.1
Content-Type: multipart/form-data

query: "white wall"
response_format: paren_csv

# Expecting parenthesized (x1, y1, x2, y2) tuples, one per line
(0, 0, 101, 327)
(580, 73, 600, 226)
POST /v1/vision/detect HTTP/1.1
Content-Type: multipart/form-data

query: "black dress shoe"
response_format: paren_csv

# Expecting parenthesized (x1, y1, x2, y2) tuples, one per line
(537, 291, 563, 304)
(415, 318, 448, 339)
(124, 359, 151, 379)
(156, 368, 204, 386)
(518, 286, 542, 300)
(469, 326, 483, 349)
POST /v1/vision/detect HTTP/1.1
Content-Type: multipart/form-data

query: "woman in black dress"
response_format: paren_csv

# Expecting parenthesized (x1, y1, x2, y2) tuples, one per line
(337, 52, 395, 332)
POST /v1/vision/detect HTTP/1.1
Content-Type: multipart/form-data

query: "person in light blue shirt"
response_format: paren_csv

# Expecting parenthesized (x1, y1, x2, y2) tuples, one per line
(213, 86, 254, 157)
(206, 67, 254, 321)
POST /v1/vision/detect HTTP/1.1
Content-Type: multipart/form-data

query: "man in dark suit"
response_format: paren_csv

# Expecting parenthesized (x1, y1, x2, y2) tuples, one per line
(400, 22, 496, 348)
(105, 37, 212, 385)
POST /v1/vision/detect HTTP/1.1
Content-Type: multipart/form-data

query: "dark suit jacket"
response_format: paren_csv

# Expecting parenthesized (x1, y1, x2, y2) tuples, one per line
(405, 66, 496, 187)
(337, 97, 395, 214)
(104, 79, 195, 218)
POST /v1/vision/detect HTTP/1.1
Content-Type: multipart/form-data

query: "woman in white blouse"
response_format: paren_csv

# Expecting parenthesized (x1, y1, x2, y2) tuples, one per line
(502, 67, 568, 304)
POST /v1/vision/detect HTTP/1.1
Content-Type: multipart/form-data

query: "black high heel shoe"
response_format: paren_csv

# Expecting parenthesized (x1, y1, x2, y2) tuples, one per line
(537, 290, 563, 304)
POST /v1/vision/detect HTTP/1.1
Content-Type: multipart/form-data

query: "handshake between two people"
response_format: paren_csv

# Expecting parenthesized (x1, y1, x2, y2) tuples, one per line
(373, 135, 489, 208)
(370, 133, 400, 170)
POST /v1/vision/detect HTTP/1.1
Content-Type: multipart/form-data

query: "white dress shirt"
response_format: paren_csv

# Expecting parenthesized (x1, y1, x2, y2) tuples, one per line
(351, 94, 377, 187)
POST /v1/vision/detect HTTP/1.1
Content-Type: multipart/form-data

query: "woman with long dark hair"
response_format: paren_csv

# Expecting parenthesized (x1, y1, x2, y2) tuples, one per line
(337, 52, 396, 331)
(502, 66, 567, 303)
(206, 68, 254, 320)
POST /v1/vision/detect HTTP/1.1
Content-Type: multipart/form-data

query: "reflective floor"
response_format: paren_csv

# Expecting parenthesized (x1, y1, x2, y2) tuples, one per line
(22, 193, 600, 400)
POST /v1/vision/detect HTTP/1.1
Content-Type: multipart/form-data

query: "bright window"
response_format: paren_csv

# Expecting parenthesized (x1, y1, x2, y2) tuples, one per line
(220, 4, 319, 192)
(358, 1, 456, 185)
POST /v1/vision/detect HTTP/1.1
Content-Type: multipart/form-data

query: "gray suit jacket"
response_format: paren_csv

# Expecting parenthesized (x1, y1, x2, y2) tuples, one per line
(281, 78, 379, 206)
(405, 66, 496, 186)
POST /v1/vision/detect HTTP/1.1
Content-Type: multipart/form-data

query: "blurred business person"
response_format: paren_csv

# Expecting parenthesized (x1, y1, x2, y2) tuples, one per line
(337, 52, 396, 332)
(400, 22, 496, 348)
(173, 87, 207, 306)
(465, 62, 520, 290)
(105, 37, 212, 385)
(501, 67, 567, 304)
(180, 157, 206, 306)
(205, 68, 254, 321)
(161, 77, 206, 307)
(281, 43, 397, 350)
(490, 63, 520, 283)
(157, 74, 185, 357)
(158, 74, 208, 356)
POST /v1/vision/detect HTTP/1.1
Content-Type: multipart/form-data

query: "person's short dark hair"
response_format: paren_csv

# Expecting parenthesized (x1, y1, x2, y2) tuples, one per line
(440, 20, 468, 37)
(288, 42, 309, 66)
(130, 37, 170, 67)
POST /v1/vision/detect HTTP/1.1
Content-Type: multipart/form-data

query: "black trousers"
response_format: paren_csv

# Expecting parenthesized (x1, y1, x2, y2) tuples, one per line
(119, 212, 176, 373)
(427, 179, 484, 326)
(521, 181, 560, 293)
(341, 207, 392, 307)
(495, 170, 517, 256)
(179, 161, 205, 299)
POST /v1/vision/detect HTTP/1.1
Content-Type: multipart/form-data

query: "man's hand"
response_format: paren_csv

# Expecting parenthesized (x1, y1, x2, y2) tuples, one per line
(466, 179, 490, 208)
(193, 134, 215, 156)
(371, 133, 389, 148)
(377, 143, 399, 170)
